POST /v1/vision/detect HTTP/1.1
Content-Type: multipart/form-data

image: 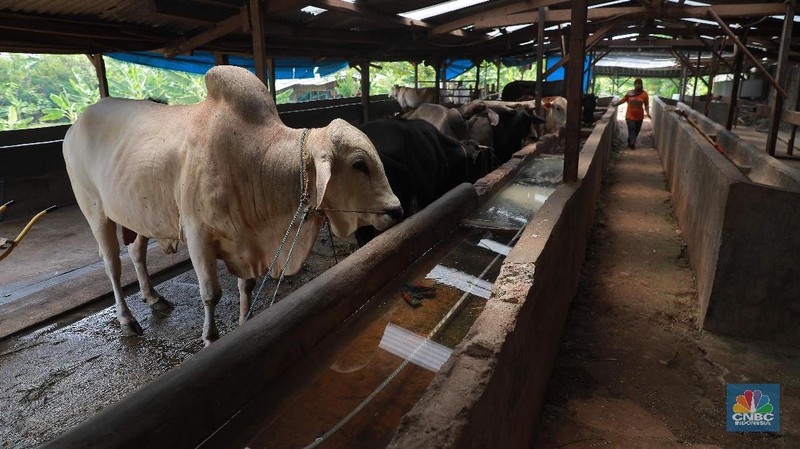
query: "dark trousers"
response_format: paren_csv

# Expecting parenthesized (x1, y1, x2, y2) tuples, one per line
(626, 119, 643, 146)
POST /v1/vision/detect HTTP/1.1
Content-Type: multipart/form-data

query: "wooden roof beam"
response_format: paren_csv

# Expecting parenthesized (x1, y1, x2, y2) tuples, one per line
(542, 19, 617, 79)
(164, 10, 244, 58)
(430, 0, 570, 35)
(0, 12, 172, 43)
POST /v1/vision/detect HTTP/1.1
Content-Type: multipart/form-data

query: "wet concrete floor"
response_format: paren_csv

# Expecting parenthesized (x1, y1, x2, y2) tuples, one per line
(0, 218, 355, 448)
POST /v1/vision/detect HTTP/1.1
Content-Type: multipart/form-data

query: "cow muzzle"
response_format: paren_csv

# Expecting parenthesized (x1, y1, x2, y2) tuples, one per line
(374, 205, 404, 231)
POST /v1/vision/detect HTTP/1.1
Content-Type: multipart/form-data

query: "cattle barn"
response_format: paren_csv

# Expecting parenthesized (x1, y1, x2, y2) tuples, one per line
(0, 1, 799, 448)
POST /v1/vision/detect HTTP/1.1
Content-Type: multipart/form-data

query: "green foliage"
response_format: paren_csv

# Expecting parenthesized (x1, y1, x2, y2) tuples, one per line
(0, 53, 98, 129)
(334, 67, 361, 97)
(593, 75, 703, 100)
(5, 54, 631, 131)
(332, 60, 539, 99)
(276, 88, 293, 104)
(0, 53, 211, 130)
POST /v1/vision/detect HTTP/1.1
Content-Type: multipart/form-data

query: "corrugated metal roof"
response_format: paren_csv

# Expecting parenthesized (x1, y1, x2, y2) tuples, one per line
(0, 0, 795, 67)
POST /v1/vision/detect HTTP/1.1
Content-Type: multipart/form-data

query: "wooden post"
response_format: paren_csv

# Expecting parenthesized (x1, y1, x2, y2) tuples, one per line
(434, 59, 442, 103)
(88, 53, 109, 98)
(691, 51, 700, 109)
(213, 52, 229, 66)
(726, 28, 748, 130)
(441, 60, 451, 103)
(474, 60, 481, 100)
(267, 57, 276, 101)
(496, 58, 501, 96)
(248, 0, 267, 85)
(564, 0, 587, 184)
(680, 64, 687, 103)
(536, 8, 546, 117)
(704, 37, 725, 116)
(767, 0, 796, 156)
(414, 62, 419, 89)
(359, 62, 370, 122)
(788, 88, 800, 155)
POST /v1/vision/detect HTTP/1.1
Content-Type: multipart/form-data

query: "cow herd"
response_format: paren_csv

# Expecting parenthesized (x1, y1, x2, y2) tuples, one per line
(63, 66, 581, 344)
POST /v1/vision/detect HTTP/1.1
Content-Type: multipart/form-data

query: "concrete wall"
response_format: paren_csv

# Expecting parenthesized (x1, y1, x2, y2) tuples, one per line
(388, 108, 617, 449)
(651, 97, 800, 347)
(0, 125, 73, 220)
(676, 104, 800, 191)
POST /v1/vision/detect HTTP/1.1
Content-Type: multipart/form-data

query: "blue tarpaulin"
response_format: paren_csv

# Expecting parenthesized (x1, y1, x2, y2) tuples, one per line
(108, 51, 590, 89)
(443, 59, 475, 80)
(107, 51, 348, 79)
(452, 56, 592, 90)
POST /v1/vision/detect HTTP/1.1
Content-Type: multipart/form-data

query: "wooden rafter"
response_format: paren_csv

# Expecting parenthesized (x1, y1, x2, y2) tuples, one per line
(707, 8, 788, 99)
(430, 0, 570, 35)
(670, 49, 711, 89)
(164, 11, 244, 58)
(543, 19, 616, 79)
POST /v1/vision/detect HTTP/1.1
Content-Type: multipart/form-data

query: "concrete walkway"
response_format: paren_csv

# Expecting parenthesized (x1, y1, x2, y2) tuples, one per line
(533, 119, 800, 448)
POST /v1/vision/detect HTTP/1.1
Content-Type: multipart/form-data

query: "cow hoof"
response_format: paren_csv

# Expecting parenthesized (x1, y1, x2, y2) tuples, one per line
(150, 297, 174, 312)
(121, 320, 143, 336)
(202, 332, 220, 347)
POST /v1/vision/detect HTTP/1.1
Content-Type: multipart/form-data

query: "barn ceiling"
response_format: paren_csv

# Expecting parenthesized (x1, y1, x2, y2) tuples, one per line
(0, 0, 796, 70)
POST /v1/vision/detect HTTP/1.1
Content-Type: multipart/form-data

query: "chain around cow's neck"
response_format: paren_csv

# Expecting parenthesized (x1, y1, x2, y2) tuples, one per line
(247, 128, 318, 319)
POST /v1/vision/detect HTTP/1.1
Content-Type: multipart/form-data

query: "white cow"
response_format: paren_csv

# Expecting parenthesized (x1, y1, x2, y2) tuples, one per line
(389, 85, 436, 112)
(63, 65, 402, 345)
(541, 96, 568, 133)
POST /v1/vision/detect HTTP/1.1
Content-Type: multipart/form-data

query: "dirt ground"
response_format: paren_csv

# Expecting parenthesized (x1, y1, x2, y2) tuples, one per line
(533, 119, 800, 448)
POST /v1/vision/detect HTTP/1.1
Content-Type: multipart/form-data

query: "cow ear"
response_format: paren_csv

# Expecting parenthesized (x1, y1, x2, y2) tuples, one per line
(487, 109, 500, 126)
(314, 157, 332, 208)
(542, 101, 553, 110)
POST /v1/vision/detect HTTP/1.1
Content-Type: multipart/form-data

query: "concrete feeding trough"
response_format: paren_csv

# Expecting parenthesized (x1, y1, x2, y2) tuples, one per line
(652, 97, 800, 347)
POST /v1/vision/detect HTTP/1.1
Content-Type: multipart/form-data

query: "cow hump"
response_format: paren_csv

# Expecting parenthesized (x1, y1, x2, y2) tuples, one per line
(205, 65, 279, 124)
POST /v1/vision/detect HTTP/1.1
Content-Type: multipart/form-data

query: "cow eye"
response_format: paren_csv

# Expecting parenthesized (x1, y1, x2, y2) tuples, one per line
(353, 160, 369, 175)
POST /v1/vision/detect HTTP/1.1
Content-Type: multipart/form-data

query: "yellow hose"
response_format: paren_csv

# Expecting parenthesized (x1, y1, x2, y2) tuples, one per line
(0, 204, 57, 262)
(0, 199, 15, 215)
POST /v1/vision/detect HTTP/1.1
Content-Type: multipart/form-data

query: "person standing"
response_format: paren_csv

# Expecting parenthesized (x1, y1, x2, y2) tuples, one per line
(616, 78, 650, 149)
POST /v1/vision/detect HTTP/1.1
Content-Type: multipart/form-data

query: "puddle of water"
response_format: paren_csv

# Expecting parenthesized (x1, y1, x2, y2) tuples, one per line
(198, 155, 561, 449)
(466, 155, 562, 230)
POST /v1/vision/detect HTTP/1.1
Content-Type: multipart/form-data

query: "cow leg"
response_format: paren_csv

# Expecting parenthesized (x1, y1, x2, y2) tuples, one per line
(92, 219, 143, 336)
(237, 278, 256, 325)
(185, 229, 222, 346)
(128, 234, 173, 311)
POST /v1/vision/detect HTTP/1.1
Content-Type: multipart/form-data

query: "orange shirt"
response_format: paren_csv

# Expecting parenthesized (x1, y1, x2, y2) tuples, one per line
(619, 89, 649, 121)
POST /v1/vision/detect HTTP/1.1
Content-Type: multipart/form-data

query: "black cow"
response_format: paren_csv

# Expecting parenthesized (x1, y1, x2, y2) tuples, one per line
(462, 101, 545, 164)
(406, 102, 497, 165)
(355, 118, 489, 245)
(501, 80, 564, 101)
